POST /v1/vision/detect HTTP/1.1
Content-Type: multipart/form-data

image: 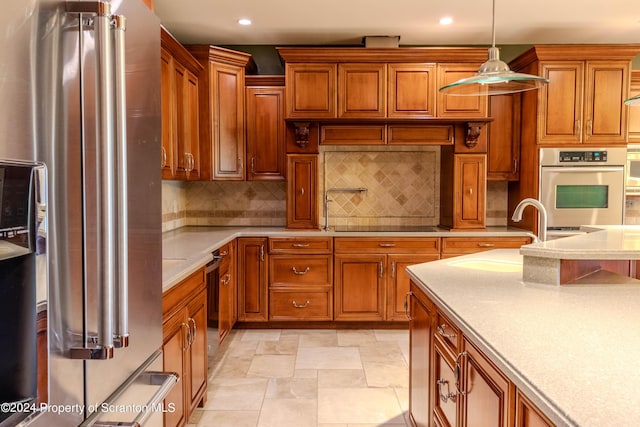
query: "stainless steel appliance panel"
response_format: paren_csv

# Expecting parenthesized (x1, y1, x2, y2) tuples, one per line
(539, 147, 626, 229)
(83, 0, 162, 412)
(1, 0, 167, 425)
(626, 145, 640, 195)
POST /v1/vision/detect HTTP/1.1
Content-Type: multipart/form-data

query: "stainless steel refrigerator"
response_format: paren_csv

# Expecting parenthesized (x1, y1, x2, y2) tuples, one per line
(0, 0, 175, 426)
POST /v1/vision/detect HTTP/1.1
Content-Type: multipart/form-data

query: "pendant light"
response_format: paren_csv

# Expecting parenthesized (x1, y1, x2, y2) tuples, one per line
(624, 94, 640, 106)
(439, 0, 549, 96)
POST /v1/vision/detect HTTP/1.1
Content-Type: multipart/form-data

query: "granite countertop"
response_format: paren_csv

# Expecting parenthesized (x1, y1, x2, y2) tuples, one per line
(161, 225, 535, 291)
(406, 248, 640, 426)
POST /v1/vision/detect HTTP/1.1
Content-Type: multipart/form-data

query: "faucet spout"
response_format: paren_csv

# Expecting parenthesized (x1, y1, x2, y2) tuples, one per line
(323, 187, 368, 231)
(511, 198, 547, 242)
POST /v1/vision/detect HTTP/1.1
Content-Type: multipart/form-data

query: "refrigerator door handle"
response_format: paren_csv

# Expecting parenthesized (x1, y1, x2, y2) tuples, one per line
(68, 0, 121, 360)
(113, 14, 129, 349)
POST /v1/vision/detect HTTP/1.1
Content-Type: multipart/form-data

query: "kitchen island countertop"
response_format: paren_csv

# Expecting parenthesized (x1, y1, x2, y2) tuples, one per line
(406, 248, 640, 426)
(161, 226, 534, 291)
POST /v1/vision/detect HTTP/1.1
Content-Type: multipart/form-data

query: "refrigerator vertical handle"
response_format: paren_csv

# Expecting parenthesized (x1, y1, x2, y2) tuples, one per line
(113, 14, 129, 349)
(67, 1, 117, 360)
(95, 9, 116, 356)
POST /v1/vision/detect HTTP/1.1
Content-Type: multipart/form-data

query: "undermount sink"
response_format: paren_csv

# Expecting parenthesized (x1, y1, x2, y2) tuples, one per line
(162, 258, 186, 269)
(448, 258, 522, 273)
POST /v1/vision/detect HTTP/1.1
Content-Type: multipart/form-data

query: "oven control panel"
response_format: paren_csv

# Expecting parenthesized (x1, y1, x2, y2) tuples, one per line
(559, 150, 608, 162)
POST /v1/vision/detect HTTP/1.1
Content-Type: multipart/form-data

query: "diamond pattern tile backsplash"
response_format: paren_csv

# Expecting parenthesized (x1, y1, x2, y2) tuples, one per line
(161, 147, 515, 232)
(321, 147, 440, 228)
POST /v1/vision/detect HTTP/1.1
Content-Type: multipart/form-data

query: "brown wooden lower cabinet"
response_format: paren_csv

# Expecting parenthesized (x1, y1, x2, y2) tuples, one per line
(217, 240, 237, 343)
(237, 237, 269, 321)
(334, 253, 387, 321)
(461, 337, 513, 427)
(334, 237, 440, 321)
(409, 280, 555, 427)
(408, 288, 434, 427)
(268, 237, 334, 321)
(162, 268, 208, 427)
(515, 390, 555, 427)
(441, 236, 533, 259)
(286, 154, 318, 229)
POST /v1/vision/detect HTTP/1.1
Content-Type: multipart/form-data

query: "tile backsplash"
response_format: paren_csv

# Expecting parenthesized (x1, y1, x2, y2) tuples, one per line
(161, 148, 511, 231)
(161, 180, 286, 232)
(320, 146, 440, 228)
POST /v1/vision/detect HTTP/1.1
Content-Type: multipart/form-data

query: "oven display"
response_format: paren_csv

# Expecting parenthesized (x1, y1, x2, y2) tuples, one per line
(556, 185, 609, 209)
(559, 151, 608, 162)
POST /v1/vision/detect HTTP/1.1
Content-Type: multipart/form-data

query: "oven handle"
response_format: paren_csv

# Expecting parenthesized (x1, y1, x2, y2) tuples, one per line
(541, 166, 624, 173)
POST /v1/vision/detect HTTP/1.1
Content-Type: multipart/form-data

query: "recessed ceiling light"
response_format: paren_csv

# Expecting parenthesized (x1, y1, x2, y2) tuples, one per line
(440, 17, 453, 26)
(238, 18, 252, 26)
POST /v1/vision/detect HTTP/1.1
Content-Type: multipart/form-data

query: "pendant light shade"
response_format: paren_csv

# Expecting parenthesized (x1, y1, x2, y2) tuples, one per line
(625, 94, 640, 106)
(439, 0, 549, 96)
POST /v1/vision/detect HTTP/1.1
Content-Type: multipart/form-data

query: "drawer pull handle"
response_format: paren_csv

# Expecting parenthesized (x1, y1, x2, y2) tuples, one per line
(378, 243, 396, 248)
(477, 243, 495, 248)
(292, 243, 310, 248)
(455, 351, 468, 396)
(437, 379, 457, 403)
(292, 266, 310, 275)
(437, 324, 457, 340)
(292, 300, 310, 308)
(404, 291, 413, 320)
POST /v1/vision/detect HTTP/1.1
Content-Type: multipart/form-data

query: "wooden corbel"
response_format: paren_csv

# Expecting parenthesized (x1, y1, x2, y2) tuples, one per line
(293, 122, 311, 148)
(465, 122, 486, 148)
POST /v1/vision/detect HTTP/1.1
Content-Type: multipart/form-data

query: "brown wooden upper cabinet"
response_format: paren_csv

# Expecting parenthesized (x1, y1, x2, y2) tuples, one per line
(436, 63, 488, 118)
(285, 63, 337, 119)
(487, 94, 520, 181)
(538, 60, 630, 144)
(290, 63, 486, 119)
(286, 154, 318, 229)
(188, 45, 255, 180)
(245, 82, 286, 181)
(628, 70, 640, 143)
(278, 48, 490, 121)
(338, 63, 386, 118)
(161, 29, 203, 181)
(388, 63, 436, 118)
(508, 45, 639, 146)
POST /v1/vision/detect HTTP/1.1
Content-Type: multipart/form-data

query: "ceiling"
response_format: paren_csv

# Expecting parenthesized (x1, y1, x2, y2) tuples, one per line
(153, 0, 640, 47)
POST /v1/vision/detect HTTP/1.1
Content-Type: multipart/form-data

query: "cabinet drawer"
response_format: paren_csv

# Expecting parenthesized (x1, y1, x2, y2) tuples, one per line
(334, 237, 440, 254)
(162, 268, 205, 319)
(441, 236, 531, 254)
(320, 125, 386, 145)
(435, 311, 461, 354)
(387, 125, 453, 145)
(269, 237, 333, 254)
(270, 255, 332, 286)
(269, 289, 332, 320)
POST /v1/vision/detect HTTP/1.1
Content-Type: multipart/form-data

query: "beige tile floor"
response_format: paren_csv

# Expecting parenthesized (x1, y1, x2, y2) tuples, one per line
(187, 328, 410, 427)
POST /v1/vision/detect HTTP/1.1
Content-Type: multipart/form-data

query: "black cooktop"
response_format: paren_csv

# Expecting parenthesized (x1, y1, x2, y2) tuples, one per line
(333, 225, 441, 233)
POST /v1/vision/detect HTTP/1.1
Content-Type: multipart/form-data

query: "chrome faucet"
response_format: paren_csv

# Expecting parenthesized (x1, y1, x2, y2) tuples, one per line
(511, 198, 547, 242)
(323, 187, 368, 231)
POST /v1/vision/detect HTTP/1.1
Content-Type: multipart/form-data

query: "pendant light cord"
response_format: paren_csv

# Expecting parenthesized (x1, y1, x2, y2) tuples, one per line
(491, 0, 496, 48)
